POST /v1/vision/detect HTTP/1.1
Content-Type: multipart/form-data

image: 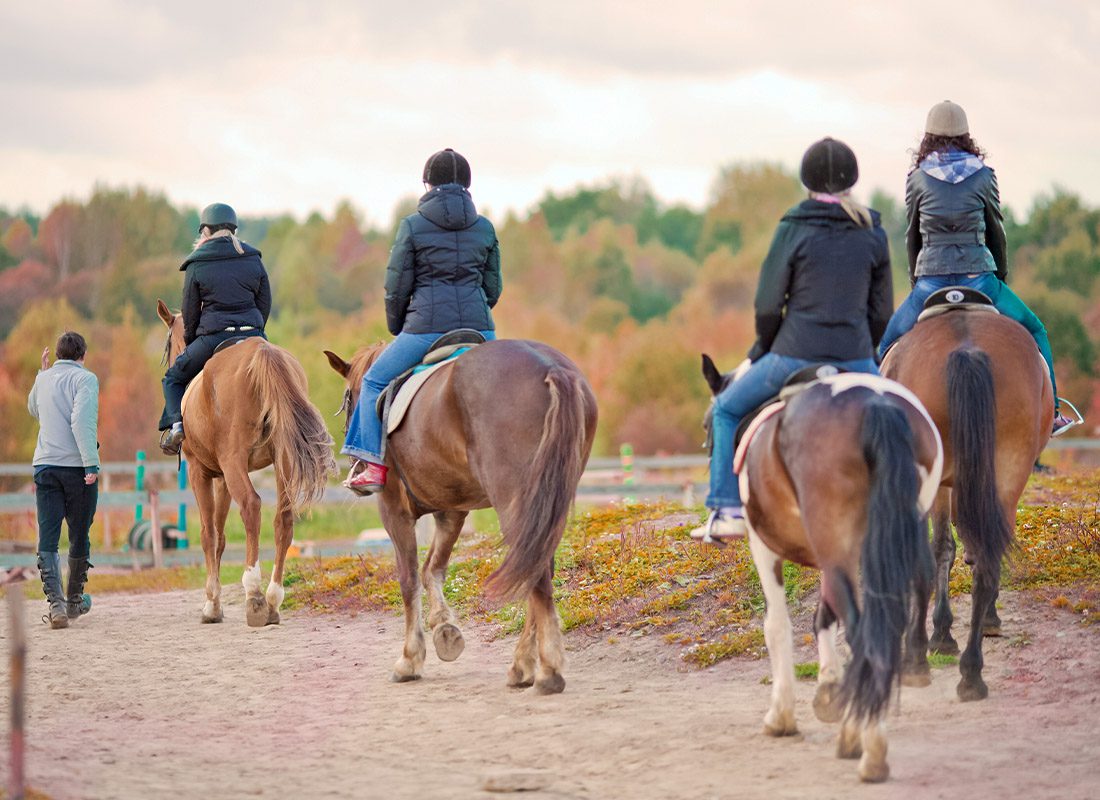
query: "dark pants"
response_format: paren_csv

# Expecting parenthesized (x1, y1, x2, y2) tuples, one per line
(35, 467, 97, 558)
(158, 329, 265, 429)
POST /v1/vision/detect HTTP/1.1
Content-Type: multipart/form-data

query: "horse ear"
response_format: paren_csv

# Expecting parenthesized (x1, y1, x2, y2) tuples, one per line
(701, 354, 723, 396)
(323, 350, 350, 378)
(156, 299, 174, 328)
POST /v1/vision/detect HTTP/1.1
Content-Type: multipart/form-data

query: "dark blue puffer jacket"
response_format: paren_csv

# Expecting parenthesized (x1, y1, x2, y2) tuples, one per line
(384, 184, 501, 335)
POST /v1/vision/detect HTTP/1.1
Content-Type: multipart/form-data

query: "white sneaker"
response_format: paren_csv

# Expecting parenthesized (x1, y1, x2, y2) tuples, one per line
(690, 508, 748, 544)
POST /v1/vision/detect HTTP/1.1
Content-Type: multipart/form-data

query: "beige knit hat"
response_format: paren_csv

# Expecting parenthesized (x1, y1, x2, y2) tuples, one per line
(925, 100, 969, 136)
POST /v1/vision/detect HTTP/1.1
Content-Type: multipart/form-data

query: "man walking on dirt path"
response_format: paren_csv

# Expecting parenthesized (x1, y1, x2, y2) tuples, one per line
(28, 331, 99, 629)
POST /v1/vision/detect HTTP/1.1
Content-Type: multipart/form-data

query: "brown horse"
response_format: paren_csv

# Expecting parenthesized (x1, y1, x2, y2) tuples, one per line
(703, 361, 942, 782)
(325, 339, 596, 693)
(157, 300, 336, 626)
(881, 309, 1052, 701)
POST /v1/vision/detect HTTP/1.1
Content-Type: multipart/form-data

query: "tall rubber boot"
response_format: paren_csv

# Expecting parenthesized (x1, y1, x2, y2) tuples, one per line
(37, 551, 69, 629)
(66, 556, 93, 619)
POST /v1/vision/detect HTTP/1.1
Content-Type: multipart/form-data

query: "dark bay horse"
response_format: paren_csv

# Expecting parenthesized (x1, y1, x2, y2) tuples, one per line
(325, 339, 597, 693)
(703, 359, 942, 782)
(881, 309, 1052, 701)
(158, 300, 336, 626)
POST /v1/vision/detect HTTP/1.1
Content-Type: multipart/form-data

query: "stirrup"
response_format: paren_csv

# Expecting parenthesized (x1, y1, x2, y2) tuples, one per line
(1052, 398, 1084, 438)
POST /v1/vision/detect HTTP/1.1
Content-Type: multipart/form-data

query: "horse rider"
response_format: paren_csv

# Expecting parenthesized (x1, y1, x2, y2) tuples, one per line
(692, 138, 892, 543)
(158, 203, 271, 454)
(342, 148, 501, 495)
(876, 100, 1075, 437)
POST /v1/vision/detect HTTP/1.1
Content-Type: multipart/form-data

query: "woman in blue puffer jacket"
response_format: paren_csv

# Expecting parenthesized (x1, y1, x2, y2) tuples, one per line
(342, 148, 502, 494)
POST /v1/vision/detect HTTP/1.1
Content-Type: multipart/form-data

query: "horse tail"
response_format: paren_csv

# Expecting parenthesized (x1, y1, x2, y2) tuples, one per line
(247, 342, 337, 512)
(840, 397, 932, 723)
(486, 365, 590, 600)
(947, 348, 1012, 567)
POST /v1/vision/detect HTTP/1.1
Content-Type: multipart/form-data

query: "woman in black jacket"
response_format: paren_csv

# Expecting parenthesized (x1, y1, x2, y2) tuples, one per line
(343, 149, 502, 494)
(158, 203, 270, 454)
(877, 101, 1075, 436)
(692, 138, 892, 543)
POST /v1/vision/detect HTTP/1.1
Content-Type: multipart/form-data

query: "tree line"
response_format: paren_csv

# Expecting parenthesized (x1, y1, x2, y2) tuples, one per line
(0, 166, 1097, 469)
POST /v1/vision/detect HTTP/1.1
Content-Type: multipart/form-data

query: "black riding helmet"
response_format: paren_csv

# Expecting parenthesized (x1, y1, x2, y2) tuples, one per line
(800, 138, 859, 194)
(199, 202, 238, 231)
(423, 148, 472, 188)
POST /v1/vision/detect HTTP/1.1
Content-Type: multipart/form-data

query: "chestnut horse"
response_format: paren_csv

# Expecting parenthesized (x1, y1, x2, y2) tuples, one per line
(158, 300, 336, 626)
(881, 309, 1052, 701)
(702, 359, 942, 782)
(325, 339, 597, 693)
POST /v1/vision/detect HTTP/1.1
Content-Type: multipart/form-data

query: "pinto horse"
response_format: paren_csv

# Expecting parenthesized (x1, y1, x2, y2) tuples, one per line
(881, 309, 1053, 701)
(702, 359, 942, 782)
(325, 339, 597, 693)
(157, 300, 336, 626)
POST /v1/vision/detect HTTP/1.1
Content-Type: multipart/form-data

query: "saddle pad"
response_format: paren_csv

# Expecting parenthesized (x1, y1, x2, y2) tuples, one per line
(917, 302, 999, 323)
(733, 400, 785, 475)
(386, 359, 458, 434)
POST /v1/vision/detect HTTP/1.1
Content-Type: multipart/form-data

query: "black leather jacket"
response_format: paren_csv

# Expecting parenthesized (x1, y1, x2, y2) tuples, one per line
(905, 165, 1007, 285)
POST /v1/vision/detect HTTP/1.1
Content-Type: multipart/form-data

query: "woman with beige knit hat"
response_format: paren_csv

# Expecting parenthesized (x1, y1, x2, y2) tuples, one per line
(877, 100, 1077, 437)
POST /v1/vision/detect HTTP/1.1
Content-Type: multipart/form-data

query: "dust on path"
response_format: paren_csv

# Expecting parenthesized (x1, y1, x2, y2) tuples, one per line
(2, 585, 1098, 800)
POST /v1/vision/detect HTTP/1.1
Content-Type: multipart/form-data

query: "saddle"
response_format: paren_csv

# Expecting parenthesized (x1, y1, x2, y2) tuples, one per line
(916, 286, 998, 322)
(732, 363, 849, 453)
(375, 329, 486, 455)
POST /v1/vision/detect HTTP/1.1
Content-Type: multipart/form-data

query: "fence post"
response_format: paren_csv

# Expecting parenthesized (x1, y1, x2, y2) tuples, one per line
(134, 450, 146, 522)
(620, 443, 636, 504)
(149, 488, 164, 570)
(178, 459, 188, 534)
(6, 578, 27, 800)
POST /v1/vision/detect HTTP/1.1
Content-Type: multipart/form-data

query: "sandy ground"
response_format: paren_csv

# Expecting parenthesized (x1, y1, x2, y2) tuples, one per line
(1, 584, 1098, 800)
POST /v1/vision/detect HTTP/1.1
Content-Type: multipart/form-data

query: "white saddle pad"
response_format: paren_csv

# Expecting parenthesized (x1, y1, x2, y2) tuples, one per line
(386, 360, 458, 434)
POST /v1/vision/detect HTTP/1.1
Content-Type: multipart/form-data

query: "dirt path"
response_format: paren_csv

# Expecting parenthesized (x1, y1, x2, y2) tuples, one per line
(2, 585, 1098, 800)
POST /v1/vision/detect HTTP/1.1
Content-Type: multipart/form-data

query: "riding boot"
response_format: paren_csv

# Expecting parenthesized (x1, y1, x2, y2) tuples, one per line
(37, 551, 69, 629)
(65, 555, 93, 619)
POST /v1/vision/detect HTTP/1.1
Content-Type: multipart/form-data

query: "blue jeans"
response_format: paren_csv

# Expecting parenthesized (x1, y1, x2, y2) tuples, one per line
(342, 330, 496, 463)
(706, 353, 879, 509)
(877, 273, 1057, 399)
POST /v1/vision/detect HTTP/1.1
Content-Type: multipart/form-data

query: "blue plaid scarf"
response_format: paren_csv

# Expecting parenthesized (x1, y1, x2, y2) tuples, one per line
(920, 149, 984, 184)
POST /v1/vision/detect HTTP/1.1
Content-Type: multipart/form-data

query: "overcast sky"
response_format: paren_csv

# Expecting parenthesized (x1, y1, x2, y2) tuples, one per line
(3, 1, 1097, 226)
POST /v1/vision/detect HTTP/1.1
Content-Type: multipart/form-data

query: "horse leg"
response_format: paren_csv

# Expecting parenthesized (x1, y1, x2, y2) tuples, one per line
(382, 502, 426, 682)
(190, 467, 222, 624)
(983, 585, 1002, 637)
(902, 517, 933, 687)
(957, 551, 996, 702)
(507, 612, 538, 688)
(812, 601, 844, 723)
(420, 511, 466, 662)
(262, 475, 295, 626)
(928, 493, 959, 656)
(221, 464, 268, 627)
(528, 563, 566, 695)
(857, 720, 890, 783)
(747, 532, 797, 736)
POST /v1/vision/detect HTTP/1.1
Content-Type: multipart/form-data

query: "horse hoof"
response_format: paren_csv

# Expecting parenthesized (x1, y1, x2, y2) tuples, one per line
(901, 666, 932, 688)
(506, 665, 535, 688)
(246, 598, 270, 628)
(390, 672, 422, 683)
(929, 636, 959, 656)
(957, 678, 988, 702)
(432, 623, 465, 662)
(201, 613, 223, 624)
(859, 760, 890, 783)
(837, 736, 862, 760)
(982, 625, 1002, 637)
(813, 682, 844, 723)
(267, 608, 281, 626)
(534, 673, 566, 695)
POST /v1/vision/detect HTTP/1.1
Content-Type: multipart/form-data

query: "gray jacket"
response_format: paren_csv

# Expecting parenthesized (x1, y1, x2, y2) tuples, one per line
(905, 166, 1007, 285)
(28, 361, 100, 472)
